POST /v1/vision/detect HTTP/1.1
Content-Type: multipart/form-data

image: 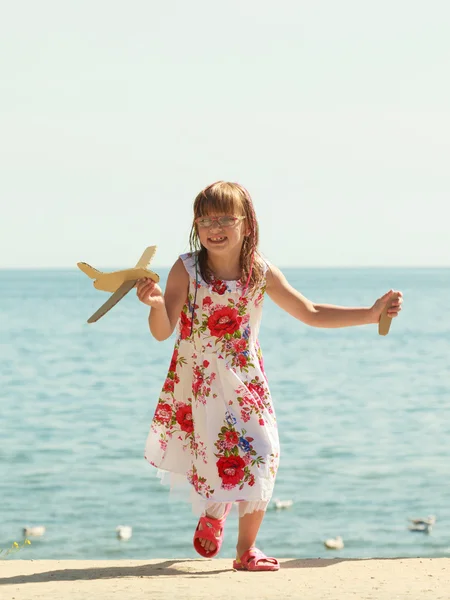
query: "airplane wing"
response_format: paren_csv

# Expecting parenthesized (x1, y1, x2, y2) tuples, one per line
(77, 262, 102, 280)
(87, 280, 137, 323)
(135, 246, 157, 269)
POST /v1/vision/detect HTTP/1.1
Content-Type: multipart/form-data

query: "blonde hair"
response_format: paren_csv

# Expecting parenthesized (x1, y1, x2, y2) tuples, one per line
(188, 181, 265, 293)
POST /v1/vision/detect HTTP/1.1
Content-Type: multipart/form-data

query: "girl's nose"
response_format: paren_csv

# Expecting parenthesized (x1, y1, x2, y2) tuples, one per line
(209, 222, 223, 232)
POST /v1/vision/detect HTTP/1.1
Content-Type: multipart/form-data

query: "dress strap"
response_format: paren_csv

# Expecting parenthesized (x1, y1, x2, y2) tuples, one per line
(180, 252, 200, 282)
(261, 257, 270, 276)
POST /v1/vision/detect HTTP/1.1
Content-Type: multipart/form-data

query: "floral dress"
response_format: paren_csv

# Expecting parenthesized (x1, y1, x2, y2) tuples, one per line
(144, 252, 280, 512)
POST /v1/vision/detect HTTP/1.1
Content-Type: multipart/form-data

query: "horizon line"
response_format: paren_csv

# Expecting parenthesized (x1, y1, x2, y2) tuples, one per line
(1, 264, 449, 271)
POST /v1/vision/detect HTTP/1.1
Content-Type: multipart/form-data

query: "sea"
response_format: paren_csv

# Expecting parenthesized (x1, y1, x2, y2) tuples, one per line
(1, 267, 449, 560)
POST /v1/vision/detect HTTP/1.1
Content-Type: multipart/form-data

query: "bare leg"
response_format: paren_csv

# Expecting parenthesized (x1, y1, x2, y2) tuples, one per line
(236, 503, 270, 562)
(196, 500, 273, 562)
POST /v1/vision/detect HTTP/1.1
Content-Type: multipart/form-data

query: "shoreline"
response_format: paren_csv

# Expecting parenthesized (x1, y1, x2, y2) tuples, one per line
(1, 558, 449, 600)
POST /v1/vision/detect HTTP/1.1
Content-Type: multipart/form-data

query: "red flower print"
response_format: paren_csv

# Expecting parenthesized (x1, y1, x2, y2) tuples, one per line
(259, 418, 265, 426)
(224, 430, 239, 448)
(217, 439, 228, 452)
(180, 311, 191, 339)
(248, 382, 265, 399)
(248, 474, 255, 486)
(192, 365, 205, 395)
(154, 402, 172, 425)
(237, 354, 247, 368)
(192, 379, 202, 395)
(203, 360, 210, 368)
(203, 296, 213, 307)
(233, 338, 247, 353)
(211, 279, 228, 295)
(243, 454, 252, 466)
(163, 378, 175, 393)
(241, 410, 250, 423)
(207, 306, 242, 338)
(175, 404, 194, 433)
(169, 349, 178, 372)
(188, 468, 199, 491)
(216, 455, 245, 487)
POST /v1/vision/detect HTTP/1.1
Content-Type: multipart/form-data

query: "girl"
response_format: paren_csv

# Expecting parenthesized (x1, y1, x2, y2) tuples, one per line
(137, 181, 403, 572)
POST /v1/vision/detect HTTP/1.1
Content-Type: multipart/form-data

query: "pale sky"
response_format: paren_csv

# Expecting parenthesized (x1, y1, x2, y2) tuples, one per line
(1, 0, 449, 268)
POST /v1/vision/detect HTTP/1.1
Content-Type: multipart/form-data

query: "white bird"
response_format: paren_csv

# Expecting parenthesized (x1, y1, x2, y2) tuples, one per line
(273, 498, 294, 510)
(116, 525, 132, 540)
(324, 536, 344, 550)
(408, 515, 436, 533)
(23, 526, 46, 537)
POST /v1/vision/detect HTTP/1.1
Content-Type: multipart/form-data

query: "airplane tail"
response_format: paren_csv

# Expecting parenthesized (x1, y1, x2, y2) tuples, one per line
(135, 246, 157, 268)
(77, 262, 102, 280)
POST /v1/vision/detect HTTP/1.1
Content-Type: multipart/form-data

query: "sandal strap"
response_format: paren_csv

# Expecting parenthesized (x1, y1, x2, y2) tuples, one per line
(193, 517, 219, 543)
(192, 503, 233, 557)
(193, 503, 232, 544)
(240, 547, 279, 567)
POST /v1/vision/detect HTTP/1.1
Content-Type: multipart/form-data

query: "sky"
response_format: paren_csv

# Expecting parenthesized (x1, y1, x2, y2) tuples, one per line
(1, 0, 449, 268)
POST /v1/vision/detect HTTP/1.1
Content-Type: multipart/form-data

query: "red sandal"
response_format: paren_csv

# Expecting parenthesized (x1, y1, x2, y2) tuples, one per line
(193, 503, 232, 558)
(233, 547, 280, 571)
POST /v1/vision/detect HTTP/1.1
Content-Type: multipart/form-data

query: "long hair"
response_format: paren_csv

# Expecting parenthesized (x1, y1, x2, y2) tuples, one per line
(188, 181, 265, 294)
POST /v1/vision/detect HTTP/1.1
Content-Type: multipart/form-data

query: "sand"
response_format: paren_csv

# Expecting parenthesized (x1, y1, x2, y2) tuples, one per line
(1, 558, 449, 600)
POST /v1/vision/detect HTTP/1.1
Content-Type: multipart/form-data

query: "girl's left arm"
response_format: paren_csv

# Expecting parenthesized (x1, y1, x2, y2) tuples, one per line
(265, 265, 403, 328)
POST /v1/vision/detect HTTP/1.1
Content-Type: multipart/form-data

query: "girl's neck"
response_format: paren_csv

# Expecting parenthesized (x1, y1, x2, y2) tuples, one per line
(206, 253, 241, 281)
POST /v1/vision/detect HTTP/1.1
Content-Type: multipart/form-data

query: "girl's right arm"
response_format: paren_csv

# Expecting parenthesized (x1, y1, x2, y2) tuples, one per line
(136, 258, 189, 341)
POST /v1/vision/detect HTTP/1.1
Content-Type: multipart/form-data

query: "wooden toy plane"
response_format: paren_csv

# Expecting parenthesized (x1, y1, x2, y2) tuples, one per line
(378, 291, 400, 336)
(77, 246, 160, 323)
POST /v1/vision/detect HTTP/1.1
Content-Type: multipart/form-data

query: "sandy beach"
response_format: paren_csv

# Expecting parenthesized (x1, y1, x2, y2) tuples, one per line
(1, 558, 449, 600)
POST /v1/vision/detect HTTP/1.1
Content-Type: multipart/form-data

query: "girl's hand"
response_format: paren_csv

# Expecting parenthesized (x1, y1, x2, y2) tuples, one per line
(371, 290, 403, 324)
(136, 278, 165, 309)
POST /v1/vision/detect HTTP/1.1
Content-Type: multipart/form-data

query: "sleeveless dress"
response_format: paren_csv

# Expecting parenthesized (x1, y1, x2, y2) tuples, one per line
(144, 252, 280, 514)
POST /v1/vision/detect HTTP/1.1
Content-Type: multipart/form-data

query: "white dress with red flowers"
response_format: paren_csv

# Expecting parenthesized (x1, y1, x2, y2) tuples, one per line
(144, 252, 280, 515)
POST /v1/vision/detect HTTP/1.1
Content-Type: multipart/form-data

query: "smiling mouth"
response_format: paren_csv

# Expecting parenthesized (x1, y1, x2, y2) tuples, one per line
(208, 236, 227, 242)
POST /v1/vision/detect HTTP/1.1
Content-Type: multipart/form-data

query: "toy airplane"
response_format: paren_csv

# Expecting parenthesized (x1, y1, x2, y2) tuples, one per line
(378, 291, 400, 336)
(77, 246, 160, 323)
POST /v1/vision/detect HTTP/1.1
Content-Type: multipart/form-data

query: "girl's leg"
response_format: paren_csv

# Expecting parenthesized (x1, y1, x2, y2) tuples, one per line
(236, 501, 272, 563)
(196, 502, 229, 554)
(196, 500, 273, 561)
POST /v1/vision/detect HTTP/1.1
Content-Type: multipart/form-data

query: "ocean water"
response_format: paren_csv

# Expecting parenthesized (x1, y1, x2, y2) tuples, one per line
(1, 267, 449, 561)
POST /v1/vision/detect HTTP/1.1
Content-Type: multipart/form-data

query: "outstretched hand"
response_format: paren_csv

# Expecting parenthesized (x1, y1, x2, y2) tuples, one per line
(371, 290, 403, 324)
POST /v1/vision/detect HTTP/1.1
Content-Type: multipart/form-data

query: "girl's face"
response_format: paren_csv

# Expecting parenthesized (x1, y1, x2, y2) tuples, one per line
(196, 212, 249, 257)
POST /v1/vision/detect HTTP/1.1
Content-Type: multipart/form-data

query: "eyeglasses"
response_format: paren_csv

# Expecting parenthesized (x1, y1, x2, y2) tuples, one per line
(195, 215, 246, 229)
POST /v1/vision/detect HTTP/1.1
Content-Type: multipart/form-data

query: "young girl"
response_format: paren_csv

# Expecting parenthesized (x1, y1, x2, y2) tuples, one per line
(137, 181, 403, 572)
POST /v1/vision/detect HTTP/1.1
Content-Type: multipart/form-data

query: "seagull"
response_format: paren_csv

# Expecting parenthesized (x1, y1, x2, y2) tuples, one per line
(408, 515, 436, 533)
(116, 525, 132, 540)
(273, 498, 294, 510)
(23, 526, 46, 537)
(324, 536, 344, 550)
